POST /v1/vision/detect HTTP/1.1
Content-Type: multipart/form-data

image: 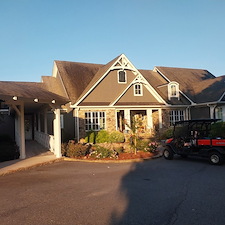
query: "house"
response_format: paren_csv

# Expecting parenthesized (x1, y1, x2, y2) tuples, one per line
(52, 54, 225, 141)
(1, 54, 225, 159)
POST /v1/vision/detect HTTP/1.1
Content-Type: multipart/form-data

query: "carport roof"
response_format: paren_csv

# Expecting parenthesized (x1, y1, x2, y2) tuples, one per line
(0, 81, 69, 104)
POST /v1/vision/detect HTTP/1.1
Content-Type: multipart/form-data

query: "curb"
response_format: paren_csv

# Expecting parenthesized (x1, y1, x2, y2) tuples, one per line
(0, 158, 63, 176)
(63, 152, 162, 164)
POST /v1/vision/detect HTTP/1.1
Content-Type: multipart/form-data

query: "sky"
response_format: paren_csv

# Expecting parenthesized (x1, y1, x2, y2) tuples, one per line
(0, 0, 225, 82)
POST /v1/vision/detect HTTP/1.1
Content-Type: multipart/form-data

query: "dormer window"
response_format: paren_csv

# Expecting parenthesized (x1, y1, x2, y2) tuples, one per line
(118, 70, 126, 83)
(168, 82, 179, 100)
(134, 84, 143, 96)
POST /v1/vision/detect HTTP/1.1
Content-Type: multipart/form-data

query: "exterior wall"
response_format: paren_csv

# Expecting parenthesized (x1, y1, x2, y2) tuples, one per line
(0, 114, 15, 140)
(82, 70, 136, 103)
(77, 108, 117, 139)
(117, 85, 159, 104)
(190, 106, 210, 119)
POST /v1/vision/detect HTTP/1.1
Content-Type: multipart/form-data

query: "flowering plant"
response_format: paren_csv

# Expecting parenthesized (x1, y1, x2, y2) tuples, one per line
(148, 142, 158, 153)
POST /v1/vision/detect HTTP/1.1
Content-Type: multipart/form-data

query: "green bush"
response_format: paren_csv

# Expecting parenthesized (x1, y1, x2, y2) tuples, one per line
(136, 139, 149, 151)
(89, 145, 118, 159)
(85, 131, 96, 143)
(160, 128, 174, 139)
(0, 141, 20, 162)
(96, 130, 109, 143)
(108, 131, 125, 143)
(63, 141, 90, 158)
(210, 122, 225, 138)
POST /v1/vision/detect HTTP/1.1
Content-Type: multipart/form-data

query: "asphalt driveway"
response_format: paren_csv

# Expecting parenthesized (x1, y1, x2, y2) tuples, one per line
(1, 156, 225, 225)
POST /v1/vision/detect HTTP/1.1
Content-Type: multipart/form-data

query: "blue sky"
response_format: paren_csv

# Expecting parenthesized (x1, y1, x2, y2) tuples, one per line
(0, 0, 225, 82)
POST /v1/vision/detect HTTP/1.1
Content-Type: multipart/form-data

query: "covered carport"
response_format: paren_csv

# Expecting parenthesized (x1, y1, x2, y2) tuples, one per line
(0, 81, 68, 159)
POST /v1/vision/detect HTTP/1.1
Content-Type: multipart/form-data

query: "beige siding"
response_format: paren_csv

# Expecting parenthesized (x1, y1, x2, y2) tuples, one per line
(117, 85, 160, 104)
(82, 70, 136, 103)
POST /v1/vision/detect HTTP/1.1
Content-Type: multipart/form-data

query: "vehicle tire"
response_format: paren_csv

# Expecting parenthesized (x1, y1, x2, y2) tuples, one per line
(209, 152, 224, 165)
(163, 147, 174, 160)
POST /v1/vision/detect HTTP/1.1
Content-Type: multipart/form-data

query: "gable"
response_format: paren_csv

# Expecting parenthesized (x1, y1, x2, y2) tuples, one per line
(79, 69, 136, 105)
(115, 84, 162, 106)
(76, 54, 166, 107)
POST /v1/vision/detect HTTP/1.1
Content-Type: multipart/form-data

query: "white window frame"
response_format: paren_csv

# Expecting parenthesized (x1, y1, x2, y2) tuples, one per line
(118, 70, 127, 83)
(168, 82, 179, 100)
(215, 107, 223, 120)
(169, 110, 184, 126)
(134, 83, 143, 96)
(85, 111, 106, 131)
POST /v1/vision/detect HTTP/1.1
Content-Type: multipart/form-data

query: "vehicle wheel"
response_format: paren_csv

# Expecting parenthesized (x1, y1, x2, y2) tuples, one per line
(163, 147, 174, 160)
(209, 152, 224, 165)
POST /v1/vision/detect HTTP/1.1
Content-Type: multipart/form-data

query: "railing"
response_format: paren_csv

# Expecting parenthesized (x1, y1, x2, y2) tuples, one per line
(34, 131, 55, 153)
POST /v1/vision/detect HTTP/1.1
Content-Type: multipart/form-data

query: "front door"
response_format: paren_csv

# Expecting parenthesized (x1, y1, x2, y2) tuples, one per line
(25, 115, 33, 140)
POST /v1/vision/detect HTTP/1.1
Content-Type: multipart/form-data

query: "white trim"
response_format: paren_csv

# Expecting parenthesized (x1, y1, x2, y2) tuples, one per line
(72, 54, 165, 107)
(168, 81, 179, 100)
(218, 91, 225, 102)
(53, 61, 70, 99)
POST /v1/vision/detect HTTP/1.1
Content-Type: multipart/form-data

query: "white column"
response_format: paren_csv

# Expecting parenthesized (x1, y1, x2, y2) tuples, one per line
(54, 108, 61, 158)
(147, 109, 153, 129)
(158, 108, 162, 129)
(20, 103, 26, 159)
(124, 109, 130, 131)
(210, 105, 216, 119)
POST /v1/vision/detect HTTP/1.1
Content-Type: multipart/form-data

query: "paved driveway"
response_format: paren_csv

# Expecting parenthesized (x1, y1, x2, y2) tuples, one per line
(1, 156, 225, 225)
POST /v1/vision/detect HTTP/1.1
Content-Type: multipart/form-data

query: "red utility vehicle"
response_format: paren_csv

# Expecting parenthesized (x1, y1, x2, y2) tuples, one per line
(163, 119, 225, 165)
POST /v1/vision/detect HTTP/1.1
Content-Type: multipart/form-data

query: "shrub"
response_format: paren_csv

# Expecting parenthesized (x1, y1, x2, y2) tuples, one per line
(209, 122, 225, 138)
(85, 131, 96, 143)
(65, 141, 90, 158)
(160, 128, 174, 139)
(96, 130, 109, 143)
(136, 139, 149, 151)
(89, 145, 118, 159)
(108, 131, 125, 143)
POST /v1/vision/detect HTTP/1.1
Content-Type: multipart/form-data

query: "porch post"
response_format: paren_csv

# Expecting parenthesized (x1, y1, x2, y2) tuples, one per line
(158, 108, 162, 129)
(124, 109, 130, 131)
(54, 108, 61, 158)
(19, 103, 26, 159)
(147, 109, 153, 129)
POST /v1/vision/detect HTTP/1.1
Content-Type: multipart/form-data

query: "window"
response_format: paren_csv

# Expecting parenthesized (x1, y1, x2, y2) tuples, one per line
(134, 84, 143, 96)
(216, 107, 223, 120)
(118, 70, 126, 83)
(85, 112, 105, 131)
(169, 110, 184, 126)
(168, 82, 179, 99)
(171, 84, 177, 96)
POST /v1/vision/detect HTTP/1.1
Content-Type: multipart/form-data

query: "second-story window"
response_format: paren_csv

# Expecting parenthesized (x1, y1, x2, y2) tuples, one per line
(168, 82, 179, 99)
(134, 84, 143, 96)
(118, 70, 126, 83)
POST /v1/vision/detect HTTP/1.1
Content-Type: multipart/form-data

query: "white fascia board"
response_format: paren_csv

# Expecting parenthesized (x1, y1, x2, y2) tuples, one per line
(52, 61, 58, 78)
(179, 90, 195, 105)
(218, 91, 225, 102)
(53, 61, 70, 99)
(73, 54, 139, 107)
(154, 67, 171, 82)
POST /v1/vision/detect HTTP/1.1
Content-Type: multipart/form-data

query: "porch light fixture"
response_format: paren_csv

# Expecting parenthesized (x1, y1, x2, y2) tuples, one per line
(34, 98, 39, 103)
(52, 99, 56, 104)
(13, 96, 18, 101)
